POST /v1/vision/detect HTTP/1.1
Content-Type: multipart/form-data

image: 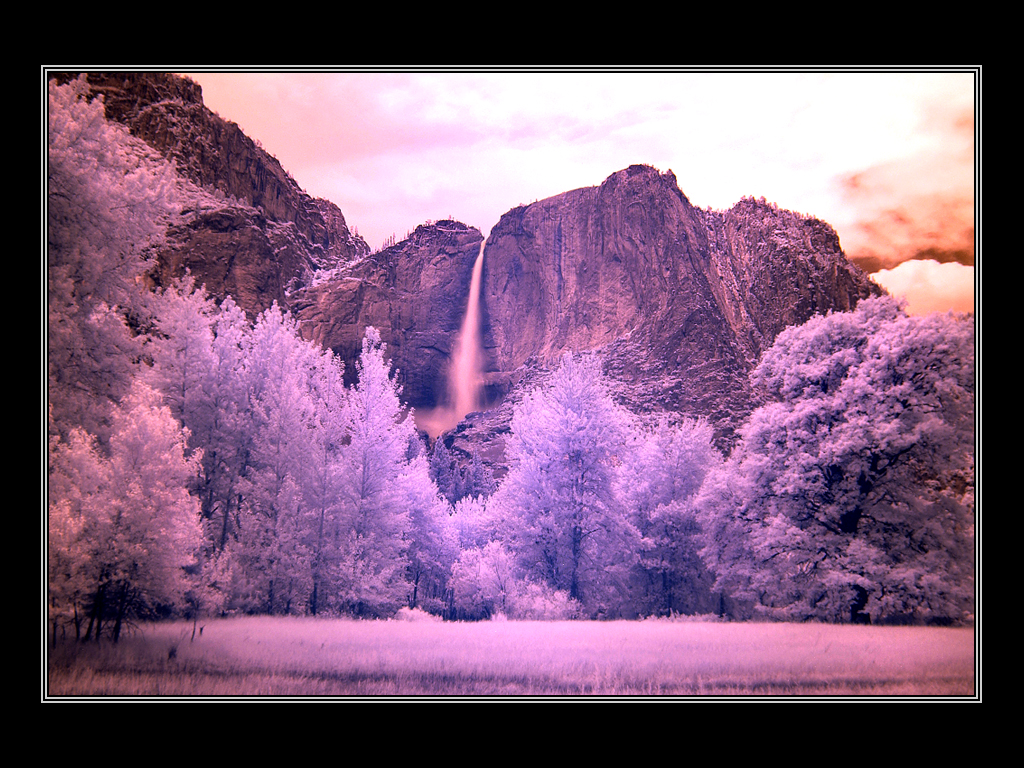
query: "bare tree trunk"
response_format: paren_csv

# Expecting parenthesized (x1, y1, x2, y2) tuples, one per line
(570, 525, 582, 603)
(111, 582, 131, 644)
(84, 581, 107, 642)
(310, 504, 326, 616)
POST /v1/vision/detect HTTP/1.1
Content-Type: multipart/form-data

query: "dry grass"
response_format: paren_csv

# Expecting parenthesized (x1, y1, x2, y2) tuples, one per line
(45, 616, 977, 699)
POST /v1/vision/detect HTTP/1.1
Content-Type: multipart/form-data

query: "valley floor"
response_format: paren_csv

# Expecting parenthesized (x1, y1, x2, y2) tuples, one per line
(45, 616, 976, 699)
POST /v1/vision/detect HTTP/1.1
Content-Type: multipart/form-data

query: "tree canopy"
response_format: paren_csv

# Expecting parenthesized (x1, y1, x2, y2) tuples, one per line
(696, 296, 975, 624)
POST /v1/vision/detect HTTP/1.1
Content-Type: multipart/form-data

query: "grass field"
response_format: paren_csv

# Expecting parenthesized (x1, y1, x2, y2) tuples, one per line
(45, 615, 977, 699)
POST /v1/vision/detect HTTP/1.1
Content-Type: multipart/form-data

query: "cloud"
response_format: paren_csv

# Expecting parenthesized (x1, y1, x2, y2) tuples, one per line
(871, 259, 975, 316)
(835, 87, 975, 273)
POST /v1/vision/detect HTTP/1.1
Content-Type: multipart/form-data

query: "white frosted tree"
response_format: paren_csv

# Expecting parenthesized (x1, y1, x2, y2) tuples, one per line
(428, 438, 462, 504)
(399, 454, 458, 614)
(48, 425, 109, 644)
(332, 328, 417, 617)
(232, 303, 324, 614)
(303, 342, 350, 616)
(489, 353, 639, 617)
(47, 75, 178, 443)
(449, 494, 495, 552)
(199, 295, 254, 554)
(618, 415, 723, 616)
(696, 297, 975, 624)
(144, 281, 257, 616)
(48, 381, 202, 643)
(143, 274, 218, 438)
(449, 541, 520, 620)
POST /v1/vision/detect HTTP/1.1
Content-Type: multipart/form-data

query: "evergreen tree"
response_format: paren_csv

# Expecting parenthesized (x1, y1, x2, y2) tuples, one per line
(233, 303, 323, 614)
(333, 328, 417, 617)
(463, 453, 498, 499)
(428, 438, 461, 504)
(199, 295, 253, 554)
(303, 343, 350, 616)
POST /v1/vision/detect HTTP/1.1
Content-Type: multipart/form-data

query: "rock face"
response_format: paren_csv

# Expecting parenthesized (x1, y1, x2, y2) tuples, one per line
(292, 221, 485, 409)
(50, 71, 370, 317)
(479, 165, 881, 447)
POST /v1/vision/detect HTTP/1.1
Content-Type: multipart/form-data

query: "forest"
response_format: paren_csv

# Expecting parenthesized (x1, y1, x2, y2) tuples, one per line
(45, 76, 976, 647)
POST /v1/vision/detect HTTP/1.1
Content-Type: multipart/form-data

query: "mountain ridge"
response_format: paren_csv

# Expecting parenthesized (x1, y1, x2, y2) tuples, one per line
(51, 72, 884, 460)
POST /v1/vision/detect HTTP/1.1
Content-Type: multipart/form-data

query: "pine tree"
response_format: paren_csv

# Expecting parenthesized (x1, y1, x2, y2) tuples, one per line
(428, 438, 461, 504)
(304, 344, 349, 615)
(463, 453, 497, 499)
(200, 296, 253, 554)
(144, 274, 218, 436)
(233, 303, 322, 614)
(333, 328, 417, 617)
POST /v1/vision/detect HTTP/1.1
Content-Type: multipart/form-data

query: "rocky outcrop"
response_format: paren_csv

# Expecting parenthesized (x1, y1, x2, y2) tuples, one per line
(346, 167, 881, 473)
(49, 71, 369, 316)
(292, 221, 485, 408)
(286, 164, 882, 461)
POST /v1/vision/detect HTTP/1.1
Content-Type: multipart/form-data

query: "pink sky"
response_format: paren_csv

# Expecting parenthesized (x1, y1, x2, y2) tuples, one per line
(183, 68, 977, 316)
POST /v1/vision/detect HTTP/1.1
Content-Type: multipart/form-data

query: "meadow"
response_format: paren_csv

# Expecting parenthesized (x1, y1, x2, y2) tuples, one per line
(45, 615, 976, 699)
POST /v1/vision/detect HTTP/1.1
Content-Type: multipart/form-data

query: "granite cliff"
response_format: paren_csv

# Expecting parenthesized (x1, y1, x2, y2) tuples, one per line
(291, 220, 486, 407)
(53, 73, 883, 467)
(289, 164, 880, 472)
(49, 71, 370, 316)
(479, 165, 879, 446)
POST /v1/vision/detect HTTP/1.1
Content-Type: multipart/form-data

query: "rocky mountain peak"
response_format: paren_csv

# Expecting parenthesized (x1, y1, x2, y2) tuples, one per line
(293, 219, 486, 409)
(468, 165, 883, 458)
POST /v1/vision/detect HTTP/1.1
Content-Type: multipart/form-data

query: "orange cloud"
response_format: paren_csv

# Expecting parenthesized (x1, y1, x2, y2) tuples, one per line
(839, 100, 975, 274)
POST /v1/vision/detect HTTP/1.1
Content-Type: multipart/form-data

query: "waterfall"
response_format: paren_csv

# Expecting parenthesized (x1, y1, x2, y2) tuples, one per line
(449, 239, 486, 421)
(414, 238, 488, 439)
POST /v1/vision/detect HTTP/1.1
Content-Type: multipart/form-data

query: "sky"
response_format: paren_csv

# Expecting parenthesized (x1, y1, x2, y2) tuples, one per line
(183, 67, 977, 316)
